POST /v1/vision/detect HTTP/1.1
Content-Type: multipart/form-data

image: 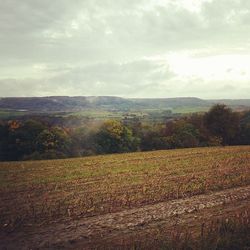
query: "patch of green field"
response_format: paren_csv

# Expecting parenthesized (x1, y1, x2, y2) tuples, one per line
(69, 107, 209, 119)
(67, 109, 122, 118)
(0, 110, 28, 118)
(172, 106, 210, 113)
(67, 109, 150, 120)
(0, 146, 249, 228)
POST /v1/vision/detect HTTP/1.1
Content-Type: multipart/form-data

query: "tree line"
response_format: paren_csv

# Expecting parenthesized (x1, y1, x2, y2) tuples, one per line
(0, 104, 249, 161)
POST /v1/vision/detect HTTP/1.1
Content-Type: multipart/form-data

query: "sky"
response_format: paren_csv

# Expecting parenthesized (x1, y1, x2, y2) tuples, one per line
(0, 0, 250, 99)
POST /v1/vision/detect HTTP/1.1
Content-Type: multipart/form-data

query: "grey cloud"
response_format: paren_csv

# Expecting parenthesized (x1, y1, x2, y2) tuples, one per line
(0, 0, 250, 98)
(0, 60, 175, 97)
(49, 60, 175, 96)
(1, 0, 249, 63)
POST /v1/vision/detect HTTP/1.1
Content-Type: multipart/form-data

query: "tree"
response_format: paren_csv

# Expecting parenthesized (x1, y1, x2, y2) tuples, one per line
(95, 120, 139, 154)
(237, 111, 250, 145)
(141, 124, 170, 151)
(204, 104, 240, 145)
(0, 122, 9, 160)
(165, 120, 200, 148)
(34, 127, 71, 159)
(17, 120, 46, 156)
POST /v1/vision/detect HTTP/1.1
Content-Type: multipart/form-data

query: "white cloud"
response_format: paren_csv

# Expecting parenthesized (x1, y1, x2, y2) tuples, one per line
(166, 53, 250, 80)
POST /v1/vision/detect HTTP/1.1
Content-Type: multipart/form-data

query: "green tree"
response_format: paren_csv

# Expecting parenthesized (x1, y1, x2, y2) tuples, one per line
(34, 127, 71, 159)
(166, 120, 200, 148)
(204, 104, 240, 145)
(95, 120, 139, 154)
(3, 120, 46, 160)
(237, 111, 250, 145)
(0, 122, 9, 160)
(141, 124, 170, 151)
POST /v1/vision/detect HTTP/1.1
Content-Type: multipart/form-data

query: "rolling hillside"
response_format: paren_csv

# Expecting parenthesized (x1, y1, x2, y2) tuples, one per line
(0, 96, 249, 113)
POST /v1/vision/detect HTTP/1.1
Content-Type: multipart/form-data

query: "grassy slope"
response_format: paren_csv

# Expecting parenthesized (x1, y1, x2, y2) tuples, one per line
(0, 146, 250, 228)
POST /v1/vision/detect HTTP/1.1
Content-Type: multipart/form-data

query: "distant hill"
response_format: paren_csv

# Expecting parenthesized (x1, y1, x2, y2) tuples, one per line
(209, 99, 250, 106)
(0, 96, 132, 112)
(0, 96, 249, 112)
(131, 97, 210, 109)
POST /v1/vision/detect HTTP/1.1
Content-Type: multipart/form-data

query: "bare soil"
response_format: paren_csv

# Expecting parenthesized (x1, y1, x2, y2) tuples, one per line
(0, 185, 249, 250)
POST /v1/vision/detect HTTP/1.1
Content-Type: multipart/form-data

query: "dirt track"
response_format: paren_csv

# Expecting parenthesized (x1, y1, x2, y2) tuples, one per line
(1, 185, 250, 249)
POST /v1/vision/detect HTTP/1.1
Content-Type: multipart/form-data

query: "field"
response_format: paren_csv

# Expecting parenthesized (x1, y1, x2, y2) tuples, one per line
(0, 106, 206, 120)
(0, 146, 250, 249)
(0, 109, 28, 118)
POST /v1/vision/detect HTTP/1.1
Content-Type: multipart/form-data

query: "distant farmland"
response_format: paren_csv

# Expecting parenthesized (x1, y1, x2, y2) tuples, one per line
(0, 146, 250, 249)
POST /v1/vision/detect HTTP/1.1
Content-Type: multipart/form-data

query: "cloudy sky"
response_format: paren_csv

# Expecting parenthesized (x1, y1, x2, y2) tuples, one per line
(0, 0, 250, 98)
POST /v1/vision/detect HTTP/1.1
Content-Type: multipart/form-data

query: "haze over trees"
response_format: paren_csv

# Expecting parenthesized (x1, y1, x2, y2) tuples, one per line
(0, 104, 249, 161)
